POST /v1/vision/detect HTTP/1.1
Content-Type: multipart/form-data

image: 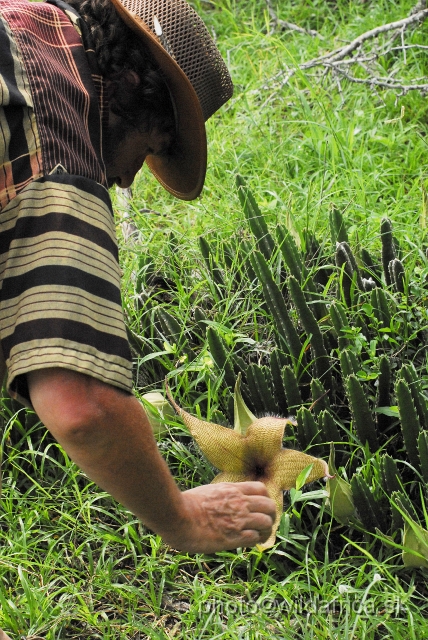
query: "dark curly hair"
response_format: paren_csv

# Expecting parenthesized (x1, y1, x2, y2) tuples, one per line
(66, 0, 175, 136)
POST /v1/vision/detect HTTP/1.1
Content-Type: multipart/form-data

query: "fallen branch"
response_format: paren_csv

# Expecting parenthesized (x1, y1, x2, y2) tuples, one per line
(322, 66, 428, 93)
(264, 4, 428, 97)
(300, 8, 428, 69)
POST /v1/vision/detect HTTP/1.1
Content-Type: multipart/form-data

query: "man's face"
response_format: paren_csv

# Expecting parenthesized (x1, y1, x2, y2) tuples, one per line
(103, 111, 172, 189)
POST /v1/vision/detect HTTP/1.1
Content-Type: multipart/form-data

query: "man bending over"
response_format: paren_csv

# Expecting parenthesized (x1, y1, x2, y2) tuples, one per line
(0, 0, 275, 556)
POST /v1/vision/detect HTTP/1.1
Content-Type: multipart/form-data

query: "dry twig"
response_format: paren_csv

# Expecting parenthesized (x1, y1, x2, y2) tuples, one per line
(301, 8, 428, 67)
(264, 2, 428, 98)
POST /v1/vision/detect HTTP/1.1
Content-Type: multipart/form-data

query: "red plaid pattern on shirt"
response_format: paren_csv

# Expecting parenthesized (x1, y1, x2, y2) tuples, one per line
(0, 0, 107, 208)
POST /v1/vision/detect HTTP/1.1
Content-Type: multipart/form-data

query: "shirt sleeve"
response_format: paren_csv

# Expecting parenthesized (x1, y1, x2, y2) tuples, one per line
(0, 172, 133, 406)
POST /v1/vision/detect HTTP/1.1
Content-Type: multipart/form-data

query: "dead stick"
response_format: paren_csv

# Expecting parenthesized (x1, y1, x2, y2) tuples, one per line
(301, 8, 428, 68)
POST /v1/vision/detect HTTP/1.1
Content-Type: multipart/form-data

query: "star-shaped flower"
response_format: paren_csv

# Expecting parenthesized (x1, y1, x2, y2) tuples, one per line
(166, 376, 329, 549)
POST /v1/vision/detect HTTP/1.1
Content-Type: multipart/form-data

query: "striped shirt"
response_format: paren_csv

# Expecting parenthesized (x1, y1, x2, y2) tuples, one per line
(0, 0, 133, 405)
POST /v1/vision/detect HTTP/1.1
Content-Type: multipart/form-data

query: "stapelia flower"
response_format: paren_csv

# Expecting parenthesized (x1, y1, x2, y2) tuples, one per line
(166, 377, 329, 549)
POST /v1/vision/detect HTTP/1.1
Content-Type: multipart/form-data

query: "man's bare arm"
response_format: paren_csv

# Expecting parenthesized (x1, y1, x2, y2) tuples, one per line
(28, 368, 276, 553)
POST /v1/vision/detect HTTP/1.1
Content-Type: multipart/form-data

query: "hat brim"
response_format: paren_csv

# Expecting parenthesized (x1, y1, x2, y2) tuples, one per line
(110, 0, 207, 200)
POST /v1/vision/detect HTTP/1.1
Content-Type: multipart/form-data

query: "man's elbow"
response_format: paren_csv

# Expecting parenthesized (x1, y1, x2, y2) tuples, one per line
(27, 367, 124, 446)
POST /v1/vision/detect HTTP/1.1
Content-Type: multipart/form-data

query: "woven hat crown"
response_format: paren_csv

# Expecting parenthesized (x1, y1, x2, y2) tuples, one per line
(120, 0, 233, 120)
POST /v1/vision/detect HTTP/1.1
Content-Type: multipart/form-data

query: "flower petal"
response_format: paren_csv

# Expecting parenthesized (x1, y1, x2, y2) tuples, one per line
(211, 472, 247, 484)
(256, 481, 284, 550)
(270, 449, 329, 490)
(245, 418, 291, 465)
(179, 408, 245, 473)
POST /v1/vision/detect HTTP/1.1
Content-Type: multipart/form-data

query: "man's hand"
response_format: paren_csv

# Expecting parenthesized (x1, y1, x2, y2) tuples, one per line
(165, 482, 276, 553)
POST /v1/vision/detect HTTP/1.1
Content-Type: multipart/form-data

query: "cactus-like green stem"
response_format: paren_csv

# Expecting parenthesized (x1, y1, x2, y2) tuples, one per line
(381, 218, 395, 286)
(396, 378, 422, 473)
(251, 251, 303, 366)
(288, 275, 331, 385)
(346, 375, 379, 452)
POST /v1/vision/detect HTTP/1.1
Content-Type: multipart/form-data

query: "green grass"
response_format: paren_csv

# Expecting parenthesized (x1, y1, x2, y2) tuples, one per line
(3, 411, 428, 638)
(2, 0, 428, 637)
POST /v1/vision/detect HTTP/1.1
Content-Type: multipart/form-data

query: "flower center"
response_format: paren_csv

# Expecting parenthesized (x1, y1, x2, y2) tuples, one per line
(252, 464, 266, 480)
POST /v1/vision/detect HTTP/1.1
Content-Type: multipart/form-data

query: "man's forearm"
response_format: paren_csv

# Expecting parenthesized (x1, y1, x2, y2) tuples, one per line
(61, 401, 191, 541)
(28, 368, 276, 553)
(28, 369, 188, 539)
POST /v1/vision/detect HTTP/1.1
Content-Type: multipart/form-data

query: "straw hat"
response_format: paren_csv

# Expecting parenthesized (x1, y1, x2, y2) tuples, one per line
(110, 0, 233, 200)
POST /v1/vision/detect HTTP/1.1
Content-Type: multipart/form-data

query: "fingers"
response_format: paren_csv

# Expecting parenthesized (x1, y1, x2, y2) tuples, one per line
(227, 481, 276, 521)
(227, 521, 273, 549)
(204, 481, 277, 523)
(236, 481, 272, 496)
(175, 482, 278, 553)
(235, 529, 264, 548)
(246, 495, 276, 516)
(240, 526, 272, 547)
